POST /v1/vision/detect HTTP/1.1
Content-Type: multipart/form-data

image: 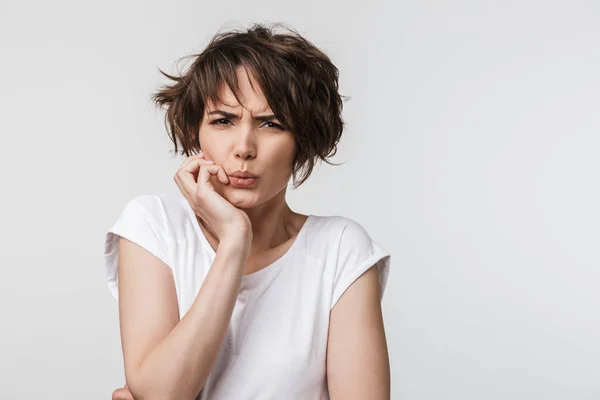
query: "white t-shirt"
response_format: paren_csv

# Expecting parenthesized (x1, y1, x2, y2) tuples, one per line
(103, 191, 391, 400)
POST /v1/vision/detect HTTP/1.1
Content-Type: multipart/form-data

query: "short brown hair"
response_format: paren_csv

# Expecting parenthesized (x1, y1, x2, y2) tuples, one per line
(151, 22, 347, 188)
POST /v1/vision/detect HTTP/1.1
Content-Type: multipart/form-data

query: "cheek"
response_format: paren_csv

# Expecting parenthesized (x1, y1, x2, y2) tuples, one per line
(271, 139, 296, 167)
(266, 154, 294, 184)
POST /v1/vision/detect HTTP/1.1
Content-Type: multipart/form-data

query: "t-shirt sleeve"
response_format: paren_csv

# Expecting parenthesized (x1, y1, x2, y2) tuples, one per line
(103, 195, 172, 302)
(330, 218, 391, 310)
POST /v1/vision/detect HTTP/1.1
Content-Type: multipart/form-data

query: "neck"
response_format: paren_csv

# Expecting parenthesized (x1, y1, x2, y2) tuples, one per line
(242, 187, 296, 255)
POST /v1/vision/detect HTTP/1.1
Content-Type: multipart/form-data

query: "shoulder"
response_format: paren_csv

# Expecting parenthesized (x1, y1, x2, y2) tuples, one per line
(308, 214, 377, 248)
(115, 193, 167, 224)
(105, 191, 192, 264)
(126, 191, 184, 221)
(308, 214, 391, 310)
(118, 191, 195, 242)
(305, 214, 389, 273)
(325, 214, 388, 266)
(104, 191, 198, 299)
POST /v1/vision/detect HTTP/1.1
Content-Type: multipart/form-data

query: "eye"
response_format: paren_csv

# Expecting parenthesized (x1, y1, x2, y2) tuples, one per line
(209, 119, 284, 130)
(210, 118, 232, 126)
(264, 121, 284, 130)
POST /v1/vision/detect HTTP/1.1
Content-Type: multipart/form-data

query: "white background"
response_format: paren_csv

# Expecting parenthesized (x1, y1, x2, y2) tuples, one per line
(1, 0, 598, 398)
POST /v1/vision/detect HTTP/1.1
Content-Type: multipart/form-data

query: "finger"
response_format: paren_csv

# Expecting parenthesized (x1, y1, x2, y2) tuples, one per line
(181, 158, 215, 176)
(179, 159, 215, 188)
(217, 165, 230, 184)
(179, 152, 212, 170)
(176, 159, 214, 197)
(197, 164, 229, 192)
(194, 150, 212, 161)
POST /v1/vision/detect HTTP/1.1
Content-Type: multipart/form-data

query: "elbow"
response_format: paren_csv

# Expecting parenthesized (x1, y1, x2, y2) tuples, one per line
(123, 377, 151, 400)
(125, 373, 199, 400)
(126, 386, 177, 400)
(123, 371, 164, 400)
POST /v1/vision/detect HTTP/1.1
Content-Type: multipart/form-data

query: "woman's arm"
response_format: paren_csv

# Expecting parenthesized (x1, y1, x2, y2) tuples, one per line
(326, 265, 391, 399)
(117, 235, 248, 400)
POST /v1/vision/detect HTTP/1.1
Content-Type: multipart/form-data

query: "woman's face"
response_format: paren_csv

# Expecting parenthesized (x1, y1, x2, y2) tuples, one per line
(198, 66, 296, 209)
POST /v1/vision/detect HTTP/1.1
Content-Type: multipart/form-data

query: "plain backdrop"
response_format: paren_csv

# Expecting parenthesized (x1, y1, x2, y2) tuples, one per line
(1, 1, 599, 399)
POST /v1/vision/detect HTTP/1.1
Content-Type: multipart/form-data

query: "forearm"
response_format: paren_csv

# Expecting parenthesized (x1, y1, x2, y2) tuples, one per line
(127, 240, 248, 400)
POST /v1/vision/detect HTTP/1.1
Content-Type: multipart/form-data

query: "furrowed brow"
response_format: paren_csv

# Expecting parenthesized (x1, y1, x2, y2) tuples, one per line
(207, 109, 278, 122)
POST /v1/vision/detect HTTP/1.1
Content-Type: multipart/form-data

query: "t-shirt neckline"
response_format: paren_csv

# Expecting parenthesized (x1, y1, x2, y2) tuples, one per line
(183, 197, 313, 281)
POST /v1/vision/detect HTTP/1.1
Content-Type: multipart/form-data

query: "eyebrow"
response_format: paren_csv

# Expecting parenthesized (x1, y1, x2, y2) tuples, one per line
(207, 109, 278, 122)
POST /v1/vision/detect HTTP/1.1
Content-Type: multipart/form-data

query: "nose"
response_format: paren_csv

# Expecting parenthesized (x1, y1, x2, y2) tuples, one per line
(236, 150, 255, 162)
(233, 125, 257, 161)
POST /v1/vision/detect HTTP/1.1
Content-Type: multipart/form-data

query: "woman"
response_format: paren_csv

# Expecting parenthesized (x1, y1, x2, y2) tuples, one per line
(105, 22, 391, 400)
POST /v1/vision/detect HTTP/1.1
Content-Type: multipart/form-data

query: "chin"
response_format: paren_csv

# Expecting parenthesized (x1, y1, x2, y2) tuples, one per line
(222, 188, 260, 209)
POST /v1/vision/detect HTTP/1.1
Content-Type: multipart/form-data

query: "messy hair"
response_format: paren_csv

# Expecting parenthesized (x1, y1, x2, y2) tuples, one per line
(151, 22, 348, 188)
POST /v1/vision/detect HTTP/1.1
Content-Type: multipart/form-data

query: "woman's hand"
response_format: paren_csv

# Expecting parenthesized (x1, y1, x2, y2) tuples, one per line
(111, 383, 133, 400)
(174, 151, 252, 246)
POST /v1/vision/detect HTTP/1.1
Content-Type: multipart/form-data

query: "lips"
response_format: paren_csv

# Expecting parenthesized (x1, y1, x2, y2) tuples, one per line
(229, 176, 258, 188)
(229, 170, 259, 179)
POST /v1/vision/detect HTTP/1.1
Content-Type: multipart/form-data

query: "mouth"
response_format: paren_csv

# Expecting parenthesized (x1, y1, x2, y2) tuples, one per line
(229, 176, 258, 188)
(229, 171, 259, 179)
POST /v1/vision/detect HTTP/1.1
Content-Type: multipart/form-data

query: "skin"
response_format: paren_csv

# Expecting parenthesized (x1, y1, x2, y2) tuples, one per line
(112, 66, 390, 399)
